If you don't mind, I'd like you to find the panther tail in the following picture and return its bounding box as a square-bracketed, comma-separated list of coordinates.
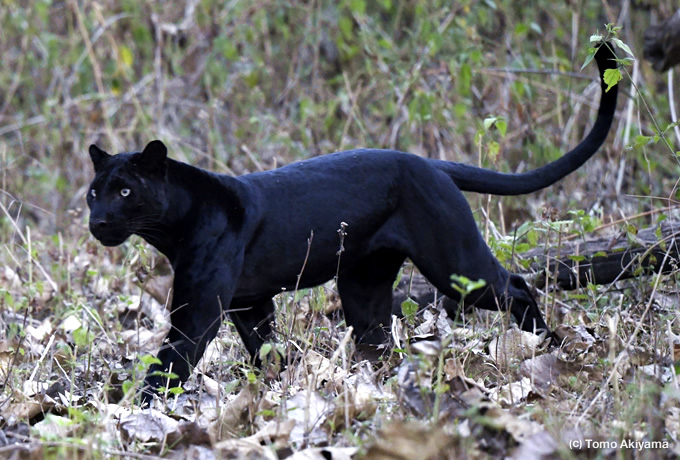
[435, 41, 618, 195]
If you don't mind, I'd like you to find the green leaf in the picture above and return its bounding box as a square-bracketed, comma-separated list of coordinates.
[139, 354, 162, 366]
[603, 68, 622, 92]
[244, 71, 259, 89]
[589, 33, 604, 44]
[580, 48, 596, 70]
[483, 116, 497, 131]
[527, 229, 538, 246]
[451, 274, 487, 296]
[392, 267, 404, 290]
[349, 0, 366, 14]
[215, 36, 238, 60]
[259, 342, 273, 361]
[569, 293, 590, 301]
[3, 291, 14, 308]
[515, 243, 531, 253]
[338, 16, 354, 40]
[401, 297, 419, 317]
[514, 23, 529, 36]
[496, 119, 507, 137]
[72, 327, 94, 347]
[611, 38, 634, 57]
[568, 255, 586, 262]
[456, 62, 471, 97]
[487, 140, 500, 161]
[167, 386, 185, 396]
[630, 134, 653, 149]
[605, 23, 622, 35]
[378, 38, 392, 50]
[663, 121, 680, 133]
[119, 45, 133, 69]
[150, 370, 179, 380]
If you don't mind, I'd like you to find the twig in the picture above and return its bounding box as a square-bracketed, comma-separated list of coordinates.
[339, 71, 366, 149]
[668, 68, 680, 148]
[69, 0, 116, 146]
[0, 115, 46, 137]
[616, 58, 638, 194]
[561, 205, 678, 241]
[481, 67, 594, 80]
[286, 230, 315, 376]
[27, 333, 56, 386]
[240, 145, 265, 172]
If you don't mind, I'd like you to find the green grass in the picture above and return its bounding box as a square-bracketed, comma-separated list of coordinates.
[1, 1, 680, 458]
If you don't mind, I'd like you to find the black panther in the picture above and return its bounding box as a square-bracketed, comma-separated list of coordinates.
[86, 42, 618, 402]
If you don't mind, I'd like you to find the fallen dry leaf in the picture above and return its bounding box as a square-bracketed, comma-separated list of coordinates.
[300, 349, 348, 388]
[214, 420, 295, 458]
[287, 446, 357, 460]
[478, 404, 544, 443]
[3, 390, 57, 421]
[210, 383, 260, 441]
[511, 429, 558, 460]
[407, 334, 443, 357]
[213, 438, 278, 460]
[555, 324, 597, 358]
[519, 353, 564, 392]
[329, 371, 389, 428]
[286, 390, 331, 445]
[362, 421, 454, 460]
[32, 414, 77, 439]
[489, 377, 533, 406]
[488, 327, 545, 368]
[119, 409, 179, 443]
[25, 318, 53, 342]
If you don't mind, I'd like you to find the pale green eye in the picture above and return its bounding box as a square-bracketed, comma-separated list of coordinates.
[121, 188, 131, 197]
[90, 189, 96, 198]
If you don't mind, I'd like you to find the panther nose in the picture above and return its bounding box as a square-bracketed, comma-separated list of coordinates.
[90, 219, 108, 231]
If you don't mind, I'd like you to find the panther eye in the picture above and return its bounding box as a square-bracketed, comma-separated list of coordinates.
[120, 188, 131, 197]
[90, 189, 96, 198]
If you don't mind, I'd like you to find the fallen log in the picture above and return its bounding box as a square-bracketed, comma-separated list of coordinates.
[393, 220, 680, 312]
[524, 219, 680, 289]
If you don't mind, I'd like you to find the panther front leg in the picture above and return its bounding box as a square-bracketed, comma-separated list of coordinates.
[142, 260, 241, 404]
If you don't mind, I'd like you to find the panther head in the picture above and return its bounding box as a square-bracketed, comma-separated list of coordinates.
[86, 140, 169, 247]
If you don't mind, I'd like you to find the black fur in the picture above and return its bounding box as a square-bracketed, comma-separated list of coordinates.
[86, 43, 618, 402]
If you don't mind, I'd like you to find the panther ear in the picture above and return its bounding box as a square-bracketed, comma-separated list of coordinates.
[137, 140, 168, 175]
[89, 144, 111, 172]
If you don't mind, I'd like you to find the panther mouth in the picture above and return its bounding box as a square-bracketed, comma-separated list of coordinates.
[89, 223, 130, 247]
[96, 235, 129, 247]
